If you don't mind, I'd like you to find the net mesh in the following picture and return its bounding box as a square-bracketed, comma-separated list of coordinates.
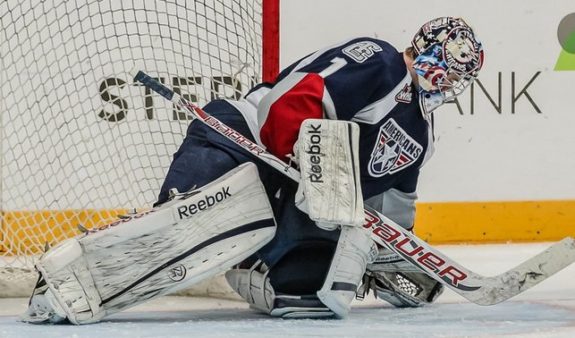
[0, 0, 262, 297]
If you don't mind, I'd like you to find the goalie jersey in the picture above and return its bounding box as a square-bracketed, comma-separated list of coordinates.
[237, 37, 434, 217]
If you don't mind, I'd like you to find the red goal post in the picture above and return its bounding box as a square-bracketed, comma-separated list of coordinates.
[0, 0, 279, 297]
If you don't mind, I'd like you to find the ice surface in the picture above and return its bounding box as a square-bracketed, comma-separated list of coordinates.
[1, 243, 574, 338]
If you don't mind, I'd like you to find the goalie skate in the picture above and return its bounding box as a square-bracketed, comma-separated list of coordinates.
[23, 163, 276, 324]
[225, 260, 335, 318]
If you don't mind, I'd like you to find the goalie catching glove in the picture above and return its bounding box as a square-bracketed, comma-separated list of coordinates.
[357, 246, 444, 307]
[293, 119, 364, 231]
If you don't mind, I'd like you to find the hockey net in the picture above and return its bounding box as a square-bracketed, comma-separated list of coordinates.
[0, 0, 277, 297]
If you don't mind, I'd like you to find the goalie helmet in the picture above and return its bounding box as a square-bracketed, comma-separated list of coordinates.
[411, 17, 484, 115]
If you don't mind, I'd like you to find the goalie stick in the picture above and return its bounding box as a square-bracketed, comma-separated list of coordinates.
[133, 70, 575, 306]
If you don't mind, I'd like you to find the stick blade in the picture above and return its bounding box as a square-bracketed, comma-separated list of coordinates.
[467, 237, 575, 305]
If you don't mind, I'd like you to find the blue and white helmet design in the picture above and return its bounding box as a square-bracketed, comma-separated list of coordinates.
[411, 17, 484, 115]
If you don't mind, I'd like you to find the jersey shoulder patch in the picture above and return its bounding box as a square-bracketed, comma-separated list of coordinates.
[368, 118, 423, 177]
[395, 83, 413, 104]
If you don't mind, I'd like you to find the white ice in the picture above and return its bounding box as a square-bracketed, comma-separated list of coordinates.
[1, 242, 574, 338]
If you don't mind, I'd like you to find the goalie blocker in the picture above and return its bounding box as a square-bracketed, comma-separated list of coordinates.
[294, 119, 364, 230]
[22, 163, 276, 325]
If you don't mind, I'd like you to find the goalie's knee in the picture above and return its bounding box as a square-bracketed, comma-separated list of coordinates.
[268, 242, 336, 295]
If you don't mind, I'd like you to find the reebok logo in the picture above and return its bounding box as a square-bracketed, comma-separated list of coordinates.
[177, 187, 231, 219]
[304, 123, 324, 183]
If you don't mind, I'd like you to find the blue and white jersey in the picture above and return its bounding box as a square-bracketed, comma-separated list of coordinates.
[238, 37, 435, 221]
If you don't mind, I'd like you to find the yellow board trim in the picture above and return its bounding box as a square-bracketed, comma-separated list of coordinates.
[2, 200, 575, 255]
[415, 200, 575, 244]
[1, 209, 128, 255]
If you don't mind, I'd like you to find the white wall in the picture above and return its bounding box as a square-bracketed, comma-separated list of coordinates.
[280, 0, 575, 202]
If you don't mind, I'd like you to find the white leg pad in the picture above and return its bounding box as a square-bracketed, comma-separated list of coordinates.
[32, 162, 276, 324]
[317, 226, 378, 318]
[35, 239, 105, 324]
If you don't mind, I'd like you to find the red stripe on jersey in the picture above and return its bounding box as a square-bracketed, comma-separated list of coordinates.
[397, 154, 409, 165]
[260, 73, 325, 161]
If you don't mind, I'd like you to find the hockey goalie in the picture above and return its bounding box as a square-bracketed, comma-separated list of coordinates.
[23, 17, 484, 324]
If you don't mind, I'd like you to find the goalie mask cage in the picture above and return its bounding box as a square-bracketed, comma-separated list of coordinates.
[0, 0, 279, 297]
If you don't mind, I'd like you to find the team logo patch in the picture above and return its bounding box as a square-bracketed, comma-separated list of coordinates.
[395, 83, 413, 103]
[368, 119, 423, 177]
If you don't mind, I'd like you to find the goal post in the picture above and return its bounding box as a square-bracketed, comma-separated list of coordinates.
[0, 0, 279, 297]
